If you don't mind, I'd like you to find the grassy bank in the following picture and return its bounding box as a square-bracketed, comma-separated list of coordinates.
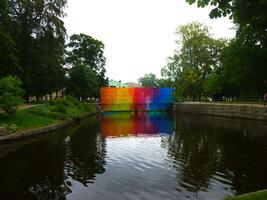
[225, 190, 267, 200]
[0, 97, 97, 133]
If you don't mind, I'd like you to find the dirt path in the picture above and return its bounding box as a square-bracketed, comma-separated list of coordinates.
[0, 104, 40, 113]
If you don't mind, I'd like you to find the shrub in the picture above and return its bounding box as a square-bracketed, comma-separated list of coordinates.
[0, 123, 18, 133]
[29, 105, 68, 120]
[28, 96, 96, 120]
[0, 76, 24, 114]
[51, 103, 68, 114]
[82, 103, 97, 113]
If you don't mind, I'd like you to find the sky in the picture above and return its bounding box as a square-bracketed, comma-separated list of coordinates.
[63, 0, 235, 83]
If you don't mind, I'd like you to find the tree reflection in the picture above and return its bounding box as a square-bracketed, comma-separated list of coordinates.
[167, 115, 223, 193]
[166, 114, 267, 195]
[65, 118, 106, 186]
[0, 116, 107, 199]
[0, 134, 70, 200]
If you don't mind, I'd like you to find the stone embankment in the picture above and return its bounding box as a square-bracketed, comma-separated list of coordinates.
[174, 102, 267, 121]
[0, 112, 97, 143]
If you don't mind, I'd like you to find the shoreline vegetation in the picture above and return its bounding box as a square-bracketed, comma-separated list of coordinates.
[0, 96, 97, 136]
[225, 189, 267, 200]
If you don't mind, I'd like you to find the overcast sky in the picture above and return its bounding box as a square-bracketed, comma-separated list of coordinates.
[63, 0, 235, 83]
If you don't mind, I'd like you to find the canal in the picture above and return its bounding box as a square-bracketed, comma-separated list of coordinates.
[0, 112, 267, 200]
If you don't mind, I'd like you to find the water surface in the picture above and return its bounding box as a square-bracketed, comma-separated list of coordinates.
[0, 112, 267, 200]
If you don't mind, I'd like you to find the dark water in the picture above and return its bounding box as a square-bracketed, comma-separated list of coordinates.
[0, 112, 267, 200]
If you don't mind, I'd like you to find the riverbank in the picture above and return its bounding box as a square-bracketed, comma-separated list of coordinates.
[225, 189, 267, 200]
[174, 102, 267, 121]
[0, 97, 98, 142]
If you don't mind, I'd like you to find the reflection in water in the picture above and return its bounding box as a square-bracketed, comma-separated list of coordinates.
[166, 114, 267, 199]
[0, 117, 106, 200]
[0, 113, 267, 200]
[65, 119, 106, 186]
[101, 111, 174, 137]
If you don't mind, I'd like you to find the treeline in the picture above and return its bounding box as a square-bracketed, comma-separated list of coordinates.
[0, 0, 107, 102]
[159, 0, 267, 100]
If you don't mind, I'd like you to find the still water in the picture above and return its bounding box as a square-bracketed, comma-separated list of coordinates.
[0, 112, 267, 200]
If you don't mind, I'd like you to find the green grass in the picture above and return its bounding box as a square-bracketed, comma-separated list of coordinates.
[0, 96, 97, 133]
[0, 109, 58, 131]
[225, 189, 267, 200]
[203, 101, 264, 105]
[178, 101, 265, 105]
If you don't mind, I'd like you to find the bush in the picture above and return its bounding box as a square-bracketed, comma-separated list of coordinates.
[82, 103, 97, 113]
[28, 96, 96, 120]
[51, 103, 68, 114]
[0, 76, 24, 114]
[29, 105, 68, 120]
[0, 123, 18, 133]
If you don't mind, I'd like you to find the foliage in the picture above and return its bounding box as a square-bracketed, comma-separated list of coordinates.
[67, 64, 99, 99]
[138, 73, 159, 87]
[0, 123, 17, 133]
[0, 109, 57, 132]
[0, 0, 21, 78]
[0, 76, 24, 113]
[161, 22, 226, 100]
[225, 189, 267, 200]
[66, 34, 106, 73]
[29, 97, 97, 120]
[217, 27, 267, 98]
[66, 34, 107, 98]
[0, 0, 67, 99]
[185, 0, 267, 99]
[203, 73, 222, 96]
[0, 97, 97, 133]
[185, 0, 267, 33]
[0, 1, 108, 102]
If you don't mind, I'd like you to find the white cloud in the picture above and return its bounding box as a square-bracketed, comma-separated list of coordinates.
[63, 0, 235, 82]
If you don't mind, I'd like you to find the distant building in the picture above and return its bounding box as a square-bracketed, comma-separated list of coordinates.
[108, 80, 128, 88]
[125, 82, 141, 87]
[29, 89, 65, 101]
[108, 80, 141, 88]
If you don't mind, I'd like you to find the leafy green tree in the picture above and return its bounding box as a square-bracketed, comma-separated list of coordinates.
[186, 0, 267, 99]
[0, 0, 21, 78]
[218, 27, 267, 98]
[67, 64, 98, 100]
[203, 73, 222, 96]
[66, 34, 106, 74]
[66, 34, 107, 98]
[7, 0, 67, 99]
[138, 73, 159, 87]
[162, 22, 226, 100]
[0, 76, 24, 114]
[161, 54, 181, 87]
[185, 0, 267, 34]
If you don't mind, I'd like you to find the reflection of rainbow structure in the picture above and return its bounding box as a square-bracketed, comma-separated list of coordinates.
[101, 112, 174, 137]
[100, 88, 173, 111]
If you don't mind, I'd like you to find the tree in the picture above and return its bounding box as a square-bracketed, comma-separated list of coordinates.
[138, 73, 159, 87]
[161, 54, 181, 88]
[203, 73, 222, 96]
[66, 34, 106, 74]
[0, 0, 21, 78]
[185, 0, 267, 33]
[66, 34, 107, 98]
[7, 0, 67, 99]
[185, 0, 267, 99]
[218, 28, 267, 98]
[67, 64, 98, 100]
[162, 22, 226, 100]
[0, 76, 24, 114]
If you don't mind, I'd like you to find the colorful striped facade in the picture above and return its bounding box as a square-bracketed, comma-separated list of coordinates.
[100, 88, 173, 111]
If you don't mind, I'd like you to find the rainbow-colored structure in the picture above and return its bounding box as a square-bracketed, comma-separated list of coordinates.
[100, 87, 173, 111]
[101, 112, 174, 137]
